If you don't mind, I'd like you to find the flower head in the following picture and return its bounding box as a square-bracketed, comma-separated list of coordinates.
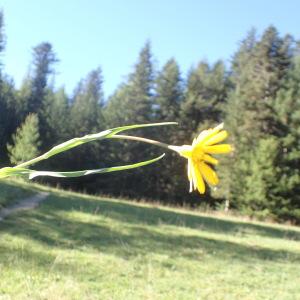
[169, 123, 232, 194]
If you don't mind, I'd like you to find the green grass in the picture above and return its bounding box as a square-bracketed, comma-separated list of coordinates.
[0, 180, 299, 299]
[0, 179, 37, 209]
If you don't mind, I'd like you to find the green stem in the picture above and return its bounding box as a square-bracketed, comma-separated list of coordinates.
[16, 134, 178, 169]
[111, 134, 175, 151]
[15, 154, 47, 168]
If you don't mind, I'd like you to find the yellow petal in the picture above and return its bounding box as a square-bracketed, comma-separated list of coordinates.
[170, 145, 193, 159]
[203, 154, 218, 165]
[203, 130, 228, 146]
[199, 162, 219, 185]
[192, 163, 205, 194]
[196, 123, 224, 145]
[203, 144, 232, 154]
[195, 129, 211, 144]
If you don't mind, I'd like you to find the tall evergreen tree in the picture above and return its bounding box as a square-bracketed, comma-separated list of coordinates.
[155, 58, 182, 124]
[0, 11, 17, 165]
[271, 55, 300, 221]
[180, 60, 228, 202]
[0, 77, 17, 165]
[7, 114, 41, 165]
[218, 26, 295, 214]
[14, 43, 58, 153]
[70, 67, 104, 136]
[153, 58, 185, 199]
[105, 42, 154, 124]
[41, 87, 69, 147]
[0, 10, 5, 67]
[65, 67, 105, 183]
[103, 42, 155, 198]
[28, 42, 57, 114]
[181, 60, 227, 138]
[0, 9, 7, 163]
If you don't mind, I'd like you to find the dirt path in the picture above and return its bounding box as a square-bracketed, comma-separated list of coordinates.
[0, 192, 49, 221]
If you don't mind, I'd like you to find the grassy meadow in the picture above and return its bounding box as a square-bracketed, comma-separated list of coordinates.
[0, 180, 37, 209]
[0, 180, 299, 299]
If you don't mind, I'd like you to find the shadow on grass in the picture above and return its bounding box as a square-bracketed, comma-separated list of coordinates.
[0, 243, 56, 268]
[0, 180, 37, 208]
[0, 192, 299, 265]
[46, 193, 300, 241]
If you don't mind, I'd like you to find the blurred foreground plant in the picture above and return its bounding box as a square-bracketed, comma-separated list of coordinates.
[112, 123, 232, 194]
[0, 122, 232, 195]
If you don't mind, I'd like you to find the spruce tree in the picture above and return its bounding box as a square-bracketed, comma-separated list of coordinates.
[0, 9, 7, 163]
[272, 55, 300, 222]
[105, 41, 154, 126]
[0, 78, 17, 165]
[103, 42, 155, 198]
[242, 137, 280, 219]
[15, 43, 58, 153]
[0, 11, 18, 165]
[218, 26, 295, 215]
[181, 60, 227, 138]
[28, 42, 58, 114]
[155, 58, 182, 124]
[180, 60, 228, 202]
[70, 67, 104, 136]
[65, 67, 105, 186]
[0, 10, 5, 66]
[153, 58, 185, 199]
[7, 114, 41, 165]
[41, 87, 69, 147]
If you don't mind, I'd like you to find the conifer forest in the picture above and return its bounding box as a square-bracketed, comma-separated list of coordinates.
[0, 11, 299, 223]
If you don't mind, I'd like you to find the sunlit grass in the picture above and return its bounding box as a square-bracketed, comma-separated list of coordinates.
[0, 180, 299, 299]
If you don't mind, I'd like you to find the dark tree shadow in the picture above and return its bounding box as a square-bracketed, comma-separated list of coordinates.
[0, 192, 299, 265]
[42, 193, 300, 240]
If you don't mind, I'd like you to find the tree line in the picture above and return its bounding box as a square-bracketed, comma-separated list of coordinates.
[0, 11, 299, 223]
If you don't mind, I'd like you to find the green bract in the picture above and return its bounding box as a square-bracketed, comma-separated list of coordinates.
[0, 122, 176, 180]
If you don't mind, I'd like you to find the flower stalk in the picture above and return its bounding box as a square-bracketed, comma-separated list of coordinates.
[111, 134, 172, 150]
[0, 121, 233, 196]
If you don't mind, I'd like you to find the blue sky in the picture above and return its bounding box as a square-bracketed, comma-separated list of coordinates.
[1, 0, 299, 97]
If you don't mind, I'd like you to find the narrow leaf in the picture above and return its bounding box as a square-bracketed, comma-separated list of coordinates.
[0, 154, 165, 180]
[16, 122, 176, 168]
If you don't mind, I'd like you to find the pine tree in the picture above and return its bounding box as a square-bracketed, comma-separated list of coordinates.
[153, 58, 185, 199]
[242, 137, 280, 219]
[181, 60, 227, 139]
[105, 41, 154, 126]
[218, 26, 295, 215]
[155, 58, 182, 124]
[103, 42, 155, 198]
[15, 78, 32, 122]
[70, 67, 104, 136]
[180, 60, 228, 202]
[41, 87, 69, 147]
[0, 12, 18, 165]
[0, 10, 5, 67]
[272, 55, 300, 222]
[28, 42, 58, 114]
[65, 67, 105, 184]
[0, 9, 7, 164]
[7, 114, 41, 165]
[127, 41, 154, 123]
[0, 78, 17, 165]
[16, 43, 58, 153]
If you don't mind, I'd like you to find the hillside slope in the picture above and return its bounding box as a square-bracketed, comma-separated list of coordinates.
[0, 179, 299, 300]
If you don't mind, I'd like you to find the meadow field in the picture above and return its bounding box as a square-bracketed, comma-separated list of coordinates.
[0, 180, 299, 300]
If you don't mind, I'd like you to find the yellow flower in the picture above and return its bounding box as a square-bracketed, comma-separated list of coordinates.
[169, 123, 232, 194]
